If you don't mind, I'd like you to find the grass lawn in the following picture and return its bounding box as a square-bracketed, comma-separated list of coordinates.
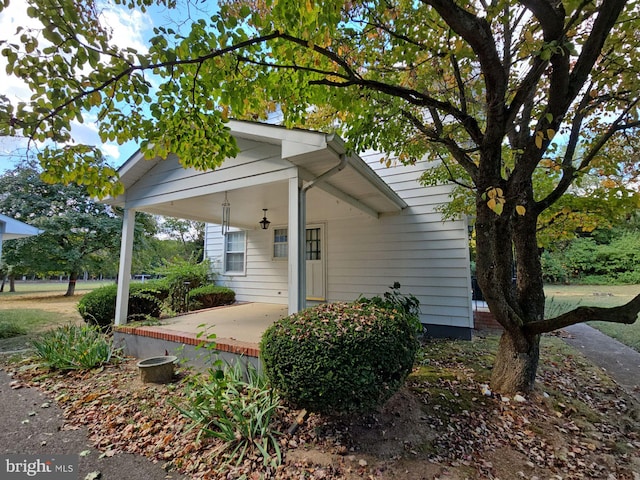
[0, 281, 112, 349]
[544, 284, 640, 352]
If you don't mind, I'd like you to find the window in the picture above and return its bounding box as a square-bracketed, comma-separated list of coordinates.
[273, 228, 288, 259]
[224, 231, 246, 274]
[273, 227, 322, 260]
[306, 228, 321, 260]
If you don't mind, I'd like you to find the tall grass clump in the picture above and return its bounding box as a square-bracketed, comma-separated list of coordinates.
[31, 325, 114, 370]
[0, 321, 27, 339]
[173, 362, 282, 469]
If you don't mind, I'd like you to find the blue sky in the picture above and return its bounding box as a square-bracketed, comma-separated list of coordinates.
[0, 0, 217, 174]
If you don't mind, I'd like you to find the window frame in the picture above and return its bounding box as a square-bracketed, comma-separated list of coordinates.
[223, 230, 247, 275]
[272, 226, 288, 260]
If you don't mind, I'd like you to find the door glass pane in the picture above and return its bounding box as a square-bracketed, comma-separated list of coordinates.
[305, 228, 321, 260]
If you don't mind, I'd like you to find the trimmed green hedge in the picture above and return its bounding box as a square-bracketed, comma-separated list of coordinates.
[78, 280, 168, 330]
[187, 285, 235, 309]
[260, 300, 420, 415]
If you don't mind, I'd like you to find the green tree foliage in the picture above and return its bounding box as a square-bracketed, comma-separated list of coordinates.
[0, 163, 122, 295]
[153, 257, 213, 313]
[1, 0, 640, 393]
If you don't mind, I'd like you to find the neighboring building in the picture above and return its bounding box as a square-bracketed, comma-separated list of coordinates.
[106, 120, 473, 339]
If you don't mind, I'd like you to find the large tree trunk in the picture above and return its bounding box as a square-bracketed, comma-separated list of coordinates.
[490, 330, 541, 393]
[475, 174, 546, 394]
[65, 272, 78, 297]
[9, 275, 15, 293]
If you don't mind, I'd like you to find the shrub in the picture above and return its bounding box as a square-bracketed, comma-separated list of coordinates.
[154, 258, 213, 314]
[31, 325, 113, 370]
[173, 363, 282, 469]
[261, 296, 420, 415]
[78, 281, 167, 330]
[187, 285, 235, 310]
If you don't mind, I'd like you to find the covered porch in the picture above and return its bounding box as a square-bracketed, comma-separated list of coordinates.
[105, 120, 406, 331]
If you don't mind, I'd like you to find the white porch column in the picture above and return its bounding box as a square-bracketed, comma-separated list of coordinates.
[115, 208, 135, 325]
[288, 174, 305, 315]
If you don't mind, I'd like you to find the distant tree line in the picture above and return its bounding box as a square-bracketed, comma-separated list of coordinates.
[541, 221, 640, 285]
[0, 162, 204, 295]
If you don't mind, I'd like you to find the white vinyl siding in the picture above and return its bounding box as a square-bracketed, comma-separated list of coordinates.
[320, 152, 473, 329]
[206, 224, 289, 304]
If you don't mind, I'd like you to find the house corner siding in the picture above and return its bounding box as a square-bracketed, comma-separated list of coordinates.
[325, 152, 474, 334]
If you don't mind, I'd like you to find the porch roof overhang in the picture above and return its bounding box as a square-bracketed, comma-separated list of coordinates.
[0, 214, 43, 240]
[106, 120, 407, 223]
[0, 214, 43, 258]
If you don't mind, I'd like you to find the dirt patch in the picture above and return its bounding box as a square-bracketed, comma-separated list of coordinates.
[0, 292, 85, 321]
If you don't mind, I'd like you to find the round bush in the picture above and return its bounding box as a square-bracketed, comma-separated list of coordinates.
[187, 284, 235, 310]
[78, 281, 168, 330]
[260, 301, 419, 414]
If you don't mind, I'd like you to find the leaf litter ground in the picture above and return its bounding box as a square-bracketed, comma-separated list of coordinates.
[2, 333, 639, 480]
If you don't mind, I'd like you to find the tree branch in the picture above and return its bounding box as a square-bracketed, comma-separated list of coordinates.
[525, 293, 640, 335]
[423, 0, 507, 141]
[568, 0, 628, 101]
[536, 97, 640, 212]
[401, 109, 479, 180]
[450, 53, 468, 114]
[27, 31, 285, 136]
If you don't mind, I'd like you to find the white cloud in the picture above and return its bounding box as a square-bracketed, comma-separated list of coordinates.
[0, 0, 156, 169]
[99, 6, 151, 54]
[101, 143, 121, 160]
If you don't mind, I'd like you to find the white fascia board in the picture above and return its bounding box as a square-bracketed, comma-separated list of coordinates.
[325, 135, 408, 211]
[119, 167, 299, 211]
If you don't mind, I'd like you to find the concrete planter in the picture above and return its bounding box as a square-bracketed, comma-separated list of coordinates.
[137, 355, 177, 383]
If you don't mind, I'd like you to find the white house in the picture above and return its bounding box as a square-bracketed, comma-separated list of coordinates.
[106, 120, 474, 339]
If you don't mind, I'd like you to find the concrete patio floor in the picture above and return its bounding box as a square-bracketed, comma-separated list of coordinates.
[157, 302, 289, 343]
[114, 302, 290, 364]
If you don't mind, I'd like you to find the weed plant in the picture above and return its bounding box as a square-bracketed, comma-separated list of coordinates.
[31, 324, 114, 370]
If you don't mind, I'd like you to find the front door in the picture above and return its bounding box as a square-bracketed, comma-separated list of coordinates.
[305, 225, 325, 301]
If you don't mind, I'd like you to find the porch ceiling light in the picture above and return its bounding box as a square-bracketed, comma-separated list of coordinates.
[259, 209, 271, 230]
